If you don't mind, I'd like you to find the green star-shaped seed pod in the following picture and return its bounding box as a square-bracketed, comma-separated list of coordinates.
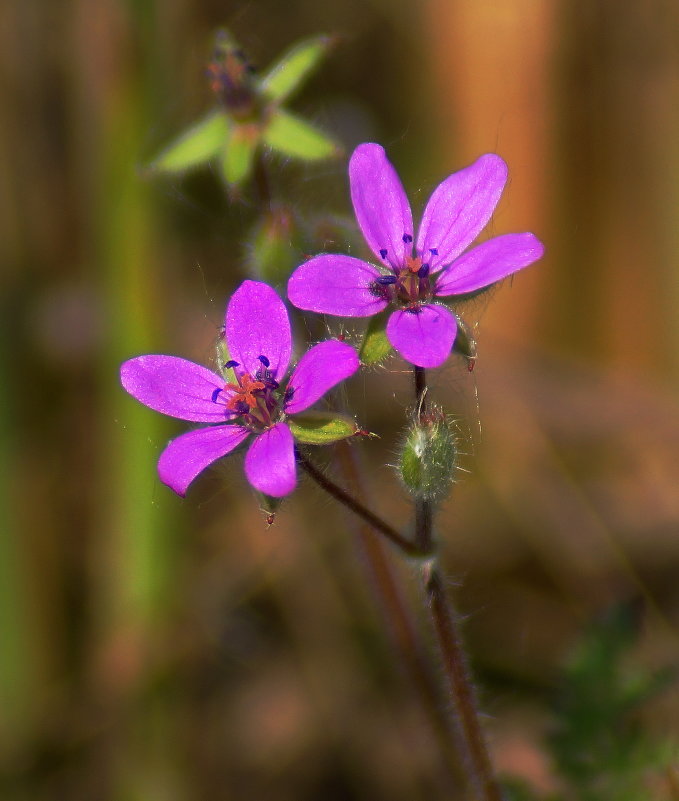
[149, 30, 341, 189]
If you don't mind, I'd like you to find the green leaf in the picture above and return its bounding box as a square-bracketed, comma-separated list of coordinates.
[150, 111, 229, 172]
[288, 412, 358, 445]
[221, 123, 259, 186]
[359, 313, 392, 364]
[263, 110, 339, 161]
[260, 35, 334, 103]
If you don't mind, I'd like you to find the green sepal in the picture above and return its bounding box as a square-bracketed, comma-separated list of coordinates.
[150, 111, 229, 172]
[221, 123, 259, 186]
[288, 412, 359, 444]
[359, 313, 392, 365]
[247, 206, 300, 284]
[215, 339, 237, 384]
[260, 35, 334, 103]
[452, 313, 477, 366]
[252, 491, 283, 524]
[263, 109, 340, 161]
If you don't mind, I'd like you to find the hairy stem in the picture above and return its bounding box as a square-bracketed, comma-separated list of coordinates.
[334, 441, 464, 786]
[296, 448, 427, 558]
[426, 565, 505, 801]
[413, 366, 433, 553]
[413, 365, 504, 801]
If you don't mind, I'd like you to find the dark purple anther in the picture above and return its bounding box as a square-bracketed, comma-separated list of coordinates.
[211, 388, 223, 403]
[379, 249, 388, 259]
[417, 263, 430, 278]
[258, 355, 270, 367]
[225, 360, 240, 369]
[376, 275, 397, 285]
[402, 233, 413, 244]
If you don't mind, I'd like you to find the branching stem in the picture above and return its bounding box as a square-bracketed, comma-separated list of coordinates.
[296, 448, 428, 558]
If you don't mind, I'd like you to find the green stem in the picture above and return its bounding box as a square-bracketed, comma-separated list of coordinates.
[253, 153, 272, 211]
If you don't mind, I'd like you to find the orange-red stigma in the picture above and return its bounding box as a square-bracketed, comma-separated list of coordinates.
[225, 373, 265, 410]
[405, 255, 423, 274]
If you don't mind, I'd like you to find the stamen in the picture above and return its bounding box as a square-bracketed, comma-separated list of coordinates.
[417, 263, 430, 278]
[225, 359, 240, 369]
[376, 275, 397, 285]
[402, 233, 413, 244]
[430, 248, 438, 256]
[258, 355, 270, 367]
[211, 388, 223, 403]
[379, 248, 388, 259]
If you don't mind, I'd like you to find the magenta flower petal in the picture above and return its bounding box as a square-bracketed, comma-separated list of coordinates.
[416, 154, 508, 272]
[436, 232, 545, 296]
[386, 305, 457, 368]
[120, 355, 230, 422]
[244, 422, 296, 497]
[226, 280, 291, 379]
[285, 340, 360, 415]
[287, 254, 388, 317]
[158, 424, 250, 496]
[349, 143, 414, 270]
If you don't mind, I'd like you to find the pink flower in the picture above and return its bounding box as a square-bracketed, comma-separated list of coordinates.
[288, 143, 544, 368]
[120, 280, 359, 497]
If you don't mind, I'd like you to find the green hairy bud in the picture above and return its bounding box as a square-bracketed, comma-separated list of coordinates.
[399, 409, 458, 503]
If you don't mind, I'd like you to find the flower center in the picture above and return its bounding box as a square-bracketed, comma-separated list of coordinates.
[212, 355, 286, 431]
[372, 233, 438, 309]
[207, 32, 258, 118]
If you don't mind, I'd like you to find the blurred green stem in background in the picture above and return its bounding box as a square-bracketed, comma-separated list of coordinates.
[93, 1, 184, 796]
[0, 326, 37, 751]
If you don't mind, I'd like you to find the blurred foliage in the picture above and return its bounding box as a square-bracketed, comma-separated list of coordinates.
[548, 602, 675, 800]
[504, 602, 676, 801]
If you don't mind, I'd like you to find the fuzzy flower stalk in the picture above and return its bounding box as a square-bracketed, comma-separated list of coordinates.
[120, 280, 359, 497]
[288, 143, 544, 367]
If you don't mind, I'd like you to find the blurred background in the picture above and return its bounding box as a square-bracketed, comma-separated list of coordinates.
[2, 0, 679, 799]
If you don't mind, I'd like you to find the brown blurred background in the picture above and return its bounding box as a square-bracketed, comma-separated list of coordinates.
[2, 0, 679, 799]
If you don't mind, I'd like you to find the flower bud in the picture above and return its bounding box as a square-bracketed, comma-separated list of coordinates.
[398, 409, 458, 503]
[452, 313, 477, 369]
[246, 206, 301, 284]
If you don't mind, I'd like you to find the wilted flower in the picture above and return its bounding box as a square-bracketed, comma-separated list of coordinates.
[120, 281, 359, 497]
[288, 143, 544, 368]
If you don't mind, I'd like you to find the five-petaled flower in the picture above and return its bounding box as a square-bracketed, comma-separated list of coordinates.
[120, 281, 359, 497]
[287, 143, 545, 368]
